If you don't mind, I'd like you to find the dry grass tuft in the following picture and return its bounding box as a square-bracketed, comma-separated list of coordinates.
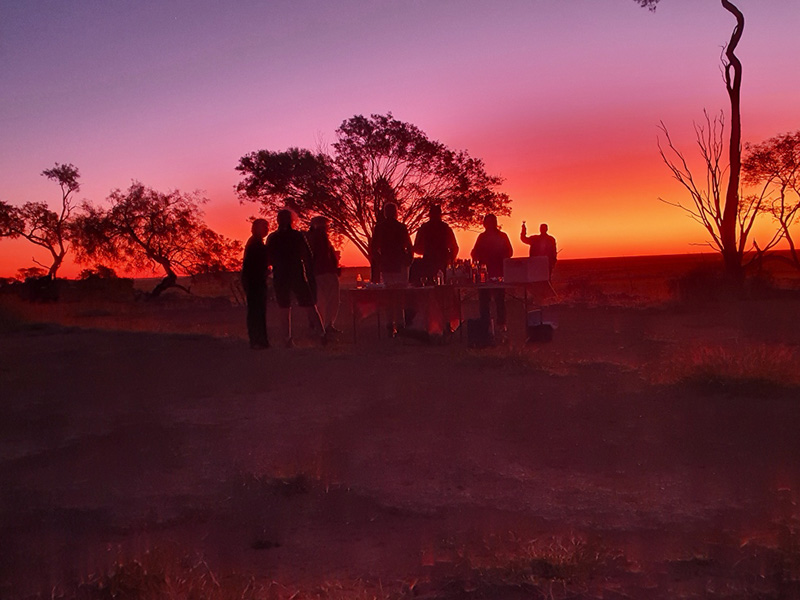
[44, 546, 408, 600]
[417, 534, 631, 599]
[50, 545, 266, 600]
[457, 344, 572, 377]
[651, 342, 800, 390]
[50, 544, 401, 600]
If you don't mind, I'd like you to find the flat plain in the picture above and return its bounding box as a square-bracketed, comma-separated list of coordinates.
[2, 254, 800, 599]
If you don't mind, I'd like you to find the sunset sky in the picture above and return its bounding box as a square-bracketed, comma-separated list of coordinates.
[1, 0, 798, 277]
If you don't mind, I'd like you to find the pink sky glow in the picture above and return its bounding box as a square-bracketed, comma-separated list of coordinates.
[1, 0, 798, 277]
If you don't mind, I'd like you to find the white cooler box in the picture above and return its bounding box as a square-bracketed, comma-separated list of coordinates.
[503, 256, 549, 283]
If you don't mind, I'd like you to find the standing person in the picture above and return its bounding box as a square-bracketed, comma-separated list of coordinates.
[471, 214, 513, 331]
[413, 204, 458, 283]
[266, 209, 325, 347]
[371, 202, 413, 285]
[370, 202, 413, 335]
[521, 222, 557, 278]
[307, 216, 341, 335]
[241, 218, 270, 349]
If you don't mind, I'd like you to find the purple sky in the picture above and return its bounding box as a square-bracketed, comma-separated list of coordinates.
[1, 0, 798, 276]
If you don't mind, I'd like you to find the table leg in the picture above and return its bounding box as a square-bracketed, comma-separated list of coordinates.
[352, 298, 358, 344]
[457, 287, 463, 342]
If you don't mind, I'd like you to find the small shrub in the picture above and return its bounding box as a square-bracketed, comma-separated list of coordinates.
[18, 275, 60, 302]
[421, 534, 629, 600]
[78, 264, 118, 280]
[55, 545, 273, 600]
[670, 265, 739, 303]
[70, 275, 135, 301]
[16, 266, 48, 282]
[561, 276, 608, 305]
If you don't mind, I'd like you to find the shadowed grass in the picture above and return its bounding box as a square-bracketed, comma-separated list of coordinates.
[413, 534, 632, 600]
[651, 342, 800, 392]
[48, 544, 401, 600]
[0, 304, 26, 332]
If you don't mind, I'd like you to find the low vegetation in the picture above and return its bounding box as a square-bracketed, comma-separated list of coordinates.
[653, 342, 800, 391]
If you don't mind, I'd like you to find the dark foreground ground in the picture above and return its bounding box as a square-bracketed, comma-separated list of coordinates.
[2, 257, 800, 599]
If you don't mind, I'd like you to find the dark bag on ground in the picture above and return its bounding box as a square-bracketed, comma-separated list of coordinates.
[467, 318, 494, 349]
[526, 309, 553, 343]
[526, 324, 554, 343]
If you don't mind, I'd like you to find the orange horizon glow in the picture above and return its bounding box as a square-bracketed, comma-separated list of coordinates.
[0, 141, 791, 279]
[0, 153, 791, 279]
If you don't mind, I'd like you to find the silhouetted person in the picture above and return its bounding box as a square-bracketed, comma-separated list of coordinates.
[307, 216, 341, 335]
[471, 214, 513, 331]
[242, 218, 270, 349]
[521, 222, 557, 277]
[413, 204, 458, 283]
[371, 202, 413, 285]
[370, 203, 413, 334]
[267, 209, 324, 347]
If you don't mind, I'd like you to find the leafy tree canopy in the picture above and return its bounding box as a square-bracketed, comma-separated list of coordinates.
[743, 131, 800, 267]
[236, 113, 511, 262]
[73, 182, 242, 295]
[0, 163, 82, 278]
[744, 131, 800, 190]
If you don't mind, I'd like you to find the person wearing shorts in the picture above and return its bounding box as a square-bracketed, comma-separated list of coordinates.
[267, 209, 324, 346]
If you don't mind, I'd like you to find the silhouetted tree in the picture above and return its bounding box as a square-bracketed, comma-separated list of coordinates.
[743, 131, 800, 268]
[15, 267, 48, 282]
[0, 163, 81, 279]
[638, 0, 746, 280]
[78, 264, 119, 280]
[0, 201, 19, 237]
[658, 111, 763, 268]
[236, 113, 510, 265]
[73, 183, 242, 296]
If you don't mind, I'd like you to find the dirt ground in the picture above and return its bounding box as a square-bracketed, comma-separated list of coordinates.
[2, 258, 800, 599]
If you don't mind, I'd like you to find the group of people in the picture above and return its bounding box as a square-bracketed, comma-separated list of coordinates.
[242, 203, 557, 348]
[371, 203, 460, 287]
[471, 217, 557, 333]
[242, 209, 341, 349]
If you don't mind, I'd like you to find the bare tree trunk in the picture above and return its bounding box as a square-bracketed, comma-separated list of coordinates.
[47, 258, 61, 280]
[151, 272, 177, 297]
[720, 0, 744, 281]
[47, 249, 65, 280]
[150, 264, 189, 297]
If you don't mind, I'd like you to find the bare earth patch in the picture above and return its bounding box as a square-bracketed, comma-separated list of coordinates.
[2, 276, 800, 598]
